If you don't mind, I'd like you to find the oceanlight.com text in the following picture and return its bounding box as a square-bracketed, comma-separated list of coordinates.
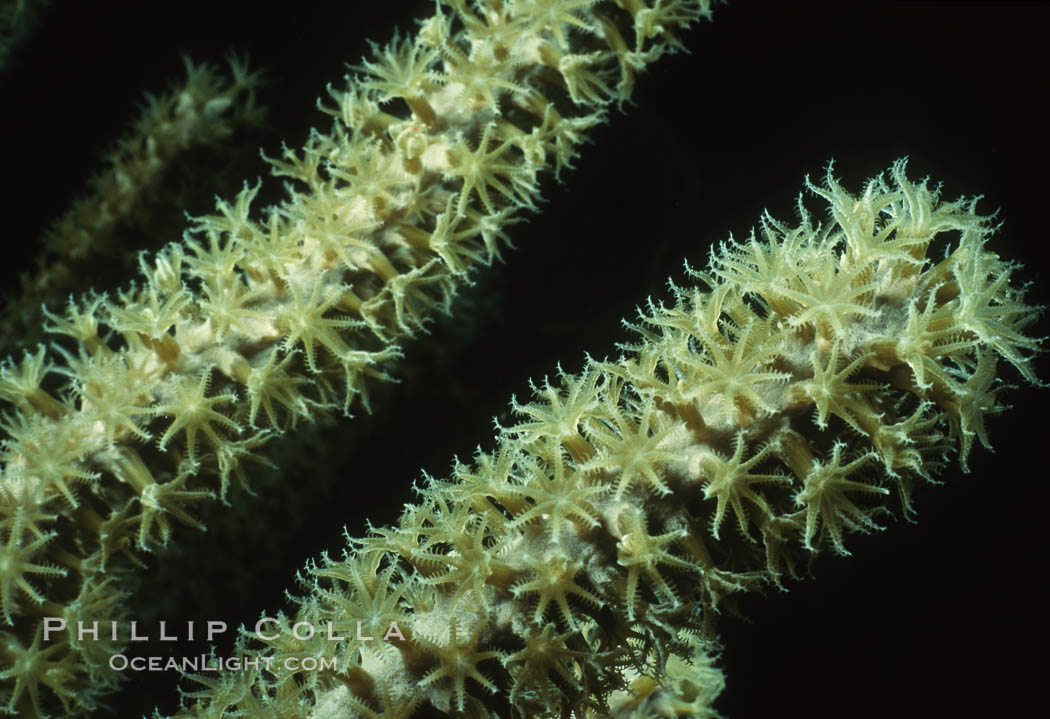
[108, 654, 339, 673]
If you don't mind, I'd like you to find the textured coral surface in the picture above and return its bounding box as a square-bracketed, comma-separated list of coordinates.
[0, 1, 716, 715]
[1, 1, 1047, 718]
[169, 162, 1042, 718]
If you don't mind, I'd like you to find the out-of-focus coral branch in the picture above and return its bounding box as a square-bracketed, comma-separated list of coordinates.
[0, 54, 266, 358]
[0, 0, 48, 70]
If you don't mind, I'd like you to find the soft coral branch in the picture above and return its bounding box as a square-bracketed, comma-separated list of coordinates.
[168, 160, 1043, 718]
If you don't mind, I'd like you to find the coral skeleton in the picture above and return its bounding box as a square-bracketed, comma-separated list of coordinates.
[165, 161, 1043, 718]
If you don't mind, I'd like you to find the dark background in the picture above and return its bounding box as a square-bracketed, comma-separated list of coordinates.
[1, 1, 1048, 717]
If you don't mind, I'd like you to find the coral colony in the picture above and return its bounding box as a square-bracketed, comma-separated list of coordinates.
[170, 161, 1041, 718]
[0, 1, 1043, 718]
[2, 0, 717, 715]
